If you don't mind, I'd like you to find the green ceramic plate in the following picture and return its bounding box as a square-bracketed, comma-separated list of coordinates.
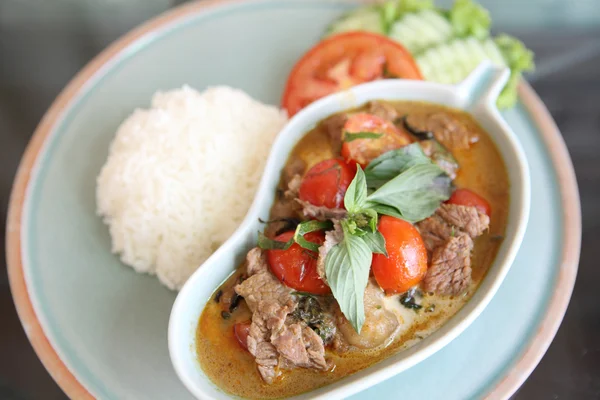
[7, 1, 580, 399]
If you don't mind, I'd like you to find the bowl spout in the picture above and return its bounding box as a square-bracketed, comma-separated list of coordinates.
[456, 61, 510, 110]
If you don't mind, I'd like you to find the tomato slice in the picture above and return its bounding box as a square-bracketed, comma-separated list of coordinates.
[341, 113, 412, 167]
[267, 231, 330, 295]
[298, 159, 356, 209]
[282, 32, 423, 116]
[233, 322, 251, 351]
[447, 188, 492, 217]
[371, 216, 428, 294]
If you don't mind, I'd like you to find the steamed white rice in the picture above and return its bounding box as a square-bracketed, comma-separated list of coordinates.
[96, 86, 288, 290]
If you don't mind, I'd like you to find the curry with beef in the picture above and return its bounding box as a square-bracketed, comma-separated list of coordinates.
[196, 100, 509, 399]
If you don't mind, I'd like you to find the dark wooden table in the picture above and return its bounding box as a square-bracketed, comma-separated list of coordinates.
[1, 4, 599, 399]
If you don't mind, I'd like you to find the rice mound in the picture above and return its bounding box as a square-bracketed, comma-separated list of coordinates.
[96, 86, 288, 290]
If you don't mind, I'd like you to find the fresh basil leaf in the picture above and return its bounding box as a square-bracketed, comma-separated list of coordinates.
[344, 166, 368, 213]
[363, 208, 378, 232]
[366, 163, 452, 223]
[294, 220, 333, 252]
[364, 143, 431, 189]
[344, 131, 384, 142]
[344, 218, 358, 235]
[365, 203, 404, 220]
[259, 221, 332, 252]
[257, 232, 293, 250]
[352, 227, 367, 237]
[348, 212, 372, 231]
[362, 230, 387, 256]
[325, 233, 371, 333]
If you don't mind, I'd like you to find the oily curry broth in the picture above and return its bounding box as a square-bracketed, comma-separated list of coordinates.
[196, 101, 509, 399]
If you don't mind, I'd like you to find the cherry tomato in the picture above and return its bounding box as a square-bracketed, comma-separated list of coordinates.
[372, 216, 428, 294]
[298, 159, 356, 209]
[267, 231, 330, 294]
[341, 113, 412, 167]
[282, 32, 423, 116]
[447, 188, 492, 217]
[233, 322, 251, 351]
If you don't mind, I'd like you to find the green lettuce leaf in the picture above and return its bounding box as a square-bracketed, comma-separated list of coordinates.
[449, 0, 491, 39]
[382, 0, 434, 30]
[495, 34, 536, 108]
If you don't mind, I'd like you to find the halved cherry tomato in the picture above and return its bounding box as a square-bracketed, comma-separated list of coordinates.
[233, 322, 251, 351]
[298, 159, 356, 209]
[447, 188, 492, 217]
[282, 32, 423, 116]
[267, 231, 330, 294]
[341, 113, 412, 167]
[371, 216, 428, 294]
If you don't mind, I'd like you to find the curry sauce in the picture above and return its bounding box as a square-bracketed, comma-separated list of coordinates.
[196, 101, 509, 399]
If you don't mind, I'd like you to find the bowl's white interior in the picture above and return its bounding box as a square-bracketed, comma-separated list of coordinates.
[169, 63, 531, 400]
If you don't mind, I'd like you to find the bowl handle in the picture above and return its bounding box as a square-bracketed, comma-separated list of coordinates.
[455, 61, 510, 110]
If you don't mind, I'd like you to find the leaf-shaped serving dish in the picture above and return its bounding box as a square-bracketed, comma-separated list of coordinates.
[169, 62, 531, 399]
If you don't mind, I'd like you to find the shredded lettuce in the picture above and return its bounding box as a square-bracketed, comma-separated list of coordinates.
[325, 5, 385, 36]
[495, 34, 535, 72]
[448, 0, 491, 39]
[382, 0, 434, 30]
[495, 34, 536, 108]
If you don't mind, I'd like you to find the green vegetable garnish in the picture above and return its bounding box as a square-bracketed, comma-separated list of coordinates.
[382, 0, 434, 31]
[324, 0, 535, 108]
[399, 287, 423, 311]
[257, 231, 293, 250]
[366, 163, 452, 222]
[325, 154, 451, 333]
[325, 223, 372, 333]
[293, 220, 333, 252]
[364, 143, 431, 189]
[448, 0, 491, 39]
[344, 165, 369, 213]
[361, 230, 388, 255]
[494, 34, 535, 109]
[257, 220, 332, 251]
[344, 131, 385, 142]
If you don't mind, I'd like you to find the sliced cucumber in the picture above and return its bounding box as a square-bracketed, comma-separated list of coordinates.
[325, 6, 385, 37]
[389, 9, 453, 54]
[416, 37, 506, 84]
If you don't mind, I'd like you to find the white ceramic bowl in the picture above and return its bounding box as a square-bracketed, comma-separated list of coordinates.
[168, 62, 531, 400]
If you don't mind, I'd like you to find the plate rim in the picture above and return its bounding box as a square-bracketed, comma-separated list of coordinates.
[5, 0, 581, 399]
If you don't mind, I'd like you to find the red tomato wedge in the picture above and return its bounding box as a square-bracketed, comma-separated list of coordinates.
[298, 159, 356, 209]
[266, 231, 330, 295]
[372, 216, 428, 294]
[233, 322, 251, 351]
[447, 188, 492, 217]
[341, 113, 413, 167]
[282, 32, 423, 116]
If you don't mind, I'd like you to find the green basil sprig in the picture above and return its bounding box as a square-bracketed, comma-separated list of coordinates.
[325, 153, 451, 333]
[258, 220, 333, 251]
